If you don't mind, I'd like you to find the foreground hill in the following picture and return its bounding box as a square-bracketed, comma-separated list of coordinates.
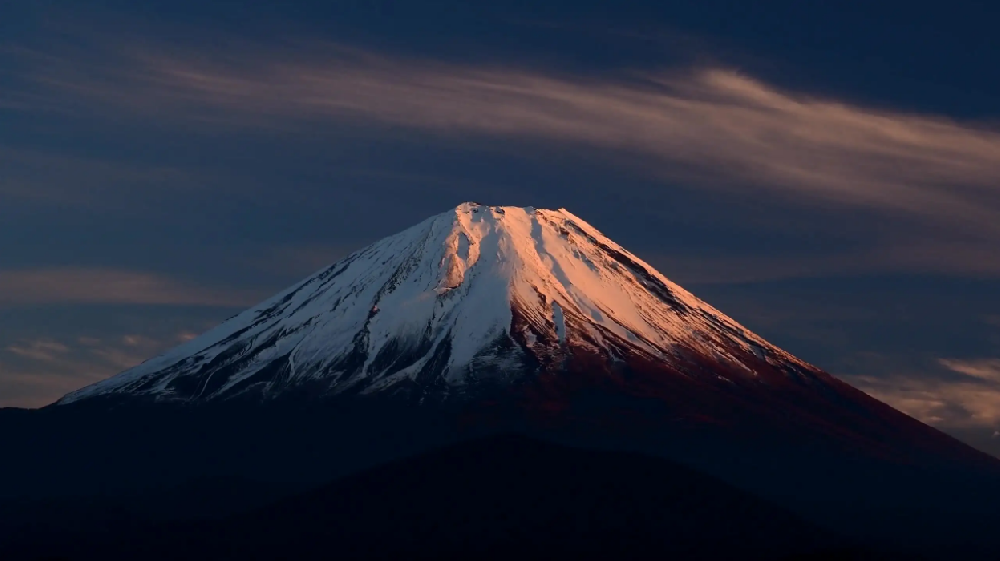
[3, 435, 885, 561]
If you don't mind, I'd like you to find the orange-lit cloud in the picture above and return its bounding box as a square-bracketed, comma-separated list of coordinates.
[0, 268, 263, 308]
[939, 359, 1000, 383]
[26, 45, 1000, 237]
[843, 359, 1000, 429]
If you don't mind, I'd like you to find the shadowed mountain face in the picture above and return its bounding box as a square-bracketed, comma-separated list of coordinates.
[4, 204, 1000, 558]
[1, 435, 863, 561]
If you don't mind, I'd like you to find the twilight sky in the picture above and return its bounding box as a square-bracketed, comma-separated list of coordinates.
[2, 1, 1000, 455]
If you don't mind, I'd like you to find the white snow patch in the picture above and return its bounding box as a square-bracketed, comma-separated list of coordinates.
[552, 301, 566, 344]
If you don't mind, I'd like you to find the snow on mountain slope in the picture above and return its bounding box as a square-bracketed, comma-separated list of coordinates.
[58, 203, 823, 405]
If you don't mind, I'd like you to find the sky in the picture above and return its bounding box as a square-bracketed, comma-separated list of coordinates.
[2, 1, 1000, 455]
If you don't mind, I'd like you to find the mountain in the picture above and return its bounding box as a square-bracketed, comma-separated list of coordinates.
[5, 203, 1000, 558]
[58, 202, 816, 406]
[0, 435, 862, 561]
[42, 204, 978, 454]
[53, 203, 995, 468]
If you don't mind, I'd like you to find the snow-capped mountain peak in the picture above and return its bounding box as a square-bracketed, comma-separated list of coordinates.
[59, 203, 813, 405]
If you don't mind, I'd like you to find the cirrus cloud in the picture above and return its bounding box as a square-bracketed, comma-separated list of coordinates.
[19, 42, 1000, 239]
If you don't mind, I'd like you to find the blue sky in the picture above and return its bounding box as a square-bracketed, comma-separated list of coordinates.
[2, 0, 1000, 455]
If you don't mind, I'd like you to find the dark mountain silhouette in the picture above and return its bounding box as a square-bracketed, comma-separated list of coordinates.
[2, 435, 916, 561]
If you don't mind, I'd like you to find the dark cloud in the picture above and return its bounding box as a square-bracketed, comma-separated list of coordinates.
[0, 147, 197, 207]
[0, 268, 264, 308]
[644, 242, 1000, 285]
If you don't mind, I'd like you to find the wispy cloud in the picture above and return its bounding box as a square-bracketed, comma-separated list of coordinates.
[0, 331, 200, 407]
[939, 359, 1000, 383]
[6, 339, 70, 361]
[19, 43, 1000, 238]
[844, 359, 1000, 429]
[0, 268, 264, 308]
